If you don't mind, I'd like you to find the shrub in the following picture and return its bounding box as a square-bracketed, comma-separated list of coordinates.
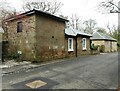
[7, 51, 24, 62]
[99, 45, 105, 52]
[7, 52, 18, 59]
[117, 42, 120, 47]
[91, 44, 98, 50]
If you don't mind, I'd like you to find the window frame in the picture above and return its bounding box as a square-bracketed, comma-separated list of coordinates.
[68, 38, 74, 51]
[82, 38, 87, 50]
[17, 21, 22, 33]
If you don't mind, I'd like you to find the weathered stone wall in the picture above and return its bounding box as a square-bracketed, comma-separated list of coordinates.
[65, 35, 77, 58]
[92, 40, 117, 52]
[111, 41, 117, 52]
[104, 41, 117, 52]
[92, 40, 105, 46]
[65, 35, 91, 58]
[104, 41, 111, 52]
[35, 14, 66, 61]
[6, 13, 92, 62]
[6, 15, 36, 61]
[77, 36, 91, 55]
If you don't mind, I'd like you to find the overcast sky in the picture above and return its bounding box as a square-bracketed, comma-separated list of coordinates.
[3, 0, 119, 29]
[59, 0, 118, 29]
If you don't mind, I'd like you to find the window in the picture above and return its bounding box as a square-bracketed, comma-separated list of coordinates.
[68, 38, 74, 51]
[17, 21, 22, 32]
[82, 38, 87, 50]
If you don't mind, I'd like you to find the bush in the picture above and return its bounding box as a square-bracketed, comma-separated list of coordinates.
[117, 42, 120, 47]
[7, 51, 24, 62]
[7, 52, 18, 59]
[91, 44, 98, 50]
[99, 45, 105, 52]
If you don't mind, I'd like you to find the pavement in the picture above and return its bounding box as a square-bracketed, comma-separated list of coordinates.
[2, 52, 118, 89]
[1, 60, 31, 74]
[1, 58, 69, 75]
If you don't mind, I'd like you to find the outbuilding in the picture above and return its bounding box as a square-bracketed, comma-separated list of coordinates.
[91, 32, 117, 52]
[65, 27, 92, 57]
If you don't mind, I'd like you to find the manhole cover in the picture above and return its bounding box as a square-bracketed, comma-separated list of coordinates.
[11, 77, 59, 89]
[26, 80, 47, 89]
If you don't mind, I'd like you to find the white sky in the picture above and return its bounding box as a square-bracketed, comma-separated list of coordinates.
[59, 0, 119, 29]
[2, 0, 119, 29]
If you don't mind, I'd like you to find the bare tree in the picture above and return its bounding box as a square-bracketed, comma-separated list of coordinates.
[106, 22, 114, 35]
[69, 14, 80, 30]
[22, 0, 63, 15]
[96, 27, 107, 34]
[0, 0, 18, 29]
[0, 0, 17, 20]
[83, 19, 97, 34]
[0, 0, 18, 42]
[98, 0, 120, 13]
[106, 22, 118, 35]
[107, 24, 119, 42]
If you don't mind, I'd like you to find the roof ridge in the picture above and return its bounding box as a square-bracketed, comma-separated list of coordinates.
[99, 32, 116, 40]
[92, 32, 117, 41]
[5, 9, 69, 22]
[96, 32, 105, 39]
[72, 28, 78, 35]
[65, 27, 91, 36]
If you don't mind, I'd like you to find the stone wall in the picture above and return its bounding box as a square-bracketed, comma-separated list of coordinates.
[102, 40, 117, 52]
[77, 36, 91, 55]
[6, 15, 36, 61]
[92, 40, 117, 52]
[65, 35, 77, 58]
[92, 40, 105, 46]
[111, 41, 117, 52]
[65, 35, 91, 58]
[6, 13, 92, 62]
[35, 14, 66, 61]
[104, 41, 111, 52]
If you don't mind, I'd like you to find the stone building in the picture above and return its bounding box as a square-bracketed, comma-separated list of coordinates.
[91, 32, 117, 52]
[5, 9, 92, 62]
[5, 9, 68, 61]
[65, 27, 92, 57]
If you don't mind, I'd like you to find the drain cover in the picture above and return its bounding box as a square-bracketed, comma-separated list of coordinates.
[26, 80, 47, 89]
[11, 77, 59, 89]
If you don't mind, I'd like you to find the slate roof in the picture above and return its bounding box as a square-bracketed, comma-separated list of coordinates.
[65, 27, 77, 36]
[65, 27, 92, 37]
[90, 32, 117, 41]
[6, 9, 69, 22]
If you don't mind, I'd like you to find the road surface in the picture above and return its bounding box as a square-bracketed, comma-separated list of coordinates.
[2, 52, 118, 89]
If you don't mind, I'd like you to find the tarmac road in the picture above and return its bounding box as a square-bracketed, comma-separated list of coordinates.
[2, 52, 118, 89]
